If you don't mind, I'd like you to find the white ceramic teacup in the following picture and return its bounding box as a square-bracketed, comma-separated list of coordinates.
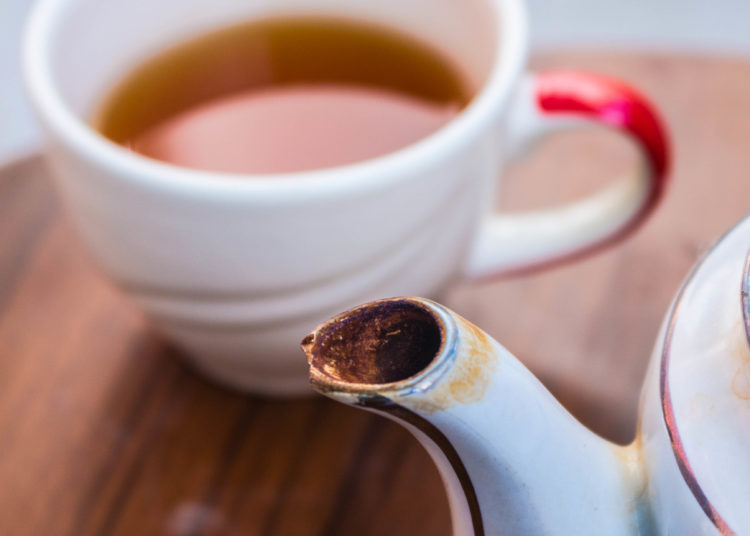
[23, 0, 669, 395]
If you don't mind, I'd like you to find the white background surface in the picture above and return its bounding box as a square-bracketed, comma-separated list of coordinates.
[3, 0, 750, 165]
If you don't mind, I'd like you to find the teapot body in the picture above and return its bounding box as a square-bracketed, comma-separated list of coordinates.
[639, 215, 750, 536]
[304, 215, 750, 536]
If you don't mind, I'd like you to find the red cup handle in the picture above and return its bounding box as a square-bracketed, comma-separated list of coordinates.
[464, 71, 671, 278]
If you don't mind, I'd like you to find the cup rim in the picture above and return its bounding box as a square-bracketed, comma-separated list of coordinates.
[22, 0, 527, 202]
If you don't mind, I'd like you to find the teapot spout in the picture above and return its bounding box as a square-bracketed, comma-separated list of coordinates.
[302, 297, 650, 536]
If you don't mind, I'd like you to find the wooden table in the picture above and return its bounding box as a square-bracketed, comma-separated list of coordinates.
[3, 52, 750, 535]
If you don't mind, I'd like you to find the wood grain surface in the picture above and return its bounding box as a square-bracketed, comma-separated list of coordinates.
[3, 52, 750, 536]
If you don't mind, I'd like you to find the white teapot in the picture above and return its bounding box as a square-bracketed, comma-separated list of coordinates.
[302, 216, 750, 535]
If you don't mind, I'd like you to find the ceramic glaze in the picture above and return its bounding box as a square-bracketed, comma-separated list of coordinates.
[304, 215, 750, 535]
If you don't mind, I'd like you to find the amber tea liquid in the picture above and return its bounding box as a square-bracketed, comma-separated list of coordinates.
[94, 17, 472, 174]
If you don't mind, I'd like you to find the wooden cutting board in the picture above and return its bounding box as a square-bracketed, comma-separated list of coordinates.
[3, 52, 750, 535]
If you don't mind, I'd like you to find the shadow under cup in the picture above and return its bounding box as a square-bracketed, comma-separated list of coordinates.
[23, 0, 522, 394]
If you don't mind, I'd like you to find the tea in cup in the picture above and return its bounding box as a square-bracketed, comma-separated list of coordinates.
[94, 17, 472, 175]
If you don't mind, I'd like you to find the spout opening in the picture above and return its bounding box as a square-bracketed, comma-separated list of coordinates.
[304, 299, 445, 388]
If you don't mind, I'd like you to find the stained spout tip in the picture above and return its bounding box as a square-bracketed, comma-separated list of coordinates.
[300, 332, 316, 358]
[301, 298, 445, 391]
